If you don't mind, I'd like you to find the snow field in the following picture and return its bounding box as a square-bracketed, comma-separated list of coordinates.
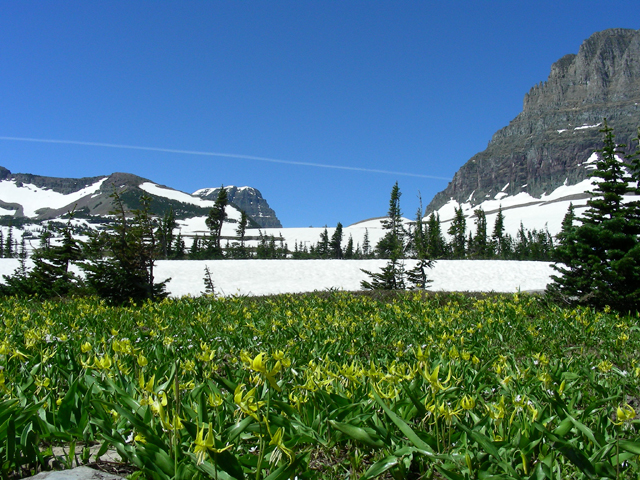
[0, 258, 555, 298]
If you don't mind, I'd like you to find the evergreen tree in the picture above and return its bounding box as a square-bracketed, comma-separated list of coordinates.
[0, 230, 4, 258]
[549, 121, 640, 312]
[406, 198, 434, 290]
[362, 228, 371, 258]
[4, 225, 13, 258]
[448, 206, 466, 259]
[344, 235, 354, 259]
[173, 232, 186, 259]
[491, 206, 506, 258]
[362, 182, 408, 290]
[375, 182, 404, 259]
[205, 186, 228, 258]
[470, 207, 488, 258]
[426, 213, 446, 259]
[81, 192, 169, 304]
[316, 227, 330, 258]
[157, 208, 177, 259]
[2, 216, 83, 298]
[329, 222, 344, 259]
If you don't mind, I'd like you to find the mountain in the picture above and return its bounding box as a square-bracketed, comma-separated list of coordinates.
[426, 28, 640, 236]
[0, 167, 281, 228]
[193, 186, 282, 228]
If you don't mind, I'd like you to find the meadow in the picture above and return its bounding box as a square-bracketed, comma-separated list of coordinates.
[1, 291, 639, 479]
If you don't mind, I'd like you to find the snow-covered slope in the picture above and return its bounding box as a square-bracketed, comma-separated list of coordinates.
[0, 178, 106, 217]
[0, 258, 555, 297]
[431, 153, 639, 238]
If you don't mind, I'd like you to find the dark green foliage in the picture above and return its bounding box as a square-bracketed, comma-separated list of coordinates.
[425, 212, 446, 259]
[81, 192, 169, 304]
[448, 206, 466, 259]
[549, 121, 640, 313]
[330, 222, 343, 259]
[205, 186, 228, 258]
[491, 206, 508, 258]
[469, 207, 489, 258]
[203, 265, 215, 295]
[255, 231, 288, 259]
[157, 208, 177, 259]
[1, 217, 84, 298]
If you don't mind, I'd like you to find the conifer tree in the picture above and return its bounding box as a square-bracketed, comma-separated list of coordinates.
[549, 120, 639, 312]
[344, 235, 354, 259]
[317, 227, 330, 258]
[205, 186, 228, 258]
[4, 225, 13, 258]
[362, 182, 408, 290]
[362, 228, 371, 258]
[426, 212, 446, 259]
[330, 222, 344, 259]
[448, 206, 466, 259]
[406, 198, 434, 290]
[470, 207, 488, 258]
[491, 206, 506, 258]
[81, 192, 169, 304]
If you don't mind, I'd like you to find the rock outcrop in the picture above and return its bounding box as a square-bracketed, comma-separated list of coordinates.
[427, 28, 640, 213]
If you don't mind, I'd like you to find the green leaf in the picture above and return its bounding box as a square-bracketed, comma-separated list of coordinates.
[553, 440, 597, 479]
[330, 420, 385, 448]
[360, 454, 400, 479]
[372, 389, 434, 454]
[619, 440, 640, 455]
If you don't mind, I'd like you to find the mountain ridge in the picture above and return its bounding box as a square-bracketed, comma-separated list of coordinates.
[0, 167, 281, 228]
[427, 28, 640, 214]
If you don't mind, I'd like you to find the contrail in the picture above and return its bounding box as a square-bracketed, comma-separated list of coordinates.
[0, 136, 450, 180]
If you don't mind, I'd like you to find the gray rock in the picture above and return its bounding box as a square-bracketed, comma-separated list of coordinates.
[427, 28, 640, 213]
[22, 466, 123, 480]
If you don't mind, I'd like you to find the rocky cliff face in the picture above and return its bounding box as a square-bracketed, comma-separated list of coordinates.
[193, 186, 282, 228]
[427, 28, 640, 213]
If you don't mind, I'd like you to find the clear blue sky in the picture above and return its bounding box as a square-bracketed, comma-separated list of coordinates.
[1, 1, 638, 227]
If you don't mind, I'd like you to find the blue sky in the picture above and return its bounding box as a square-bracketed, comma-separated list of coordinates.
[1, 1, 638, 227]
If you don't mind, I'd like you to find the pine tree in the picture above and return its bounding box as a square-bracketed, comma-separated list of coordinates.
[470, 207, 488, 258]
[406, 198, 434, 290]
[4, 225, 13, 258]
[317, 227, 330, 258]
[426, 213, 446, 259]
[362, 228, 371, 258]
[549, 120, 640, 312]
[157, 208, 177, 259]
[362, 182, 408, 290]
[2, 216, 83, 298]
[344, 235, 354, 259]
[330, 222, 344, 259]
[448, 206, 466, 259]
[81, 192, 169, 304]
[491, 206, 506, 258]
[205, 186, 228, 258]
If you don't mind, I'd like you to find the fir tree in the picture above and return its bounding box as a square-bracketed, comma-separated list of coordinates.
[205, 186, 228, 258]
[344, 235, 354, 259]
[548, 121, 640, 312]
[426, 213, 446, 259]
[81, 192, 169, 304]
[448, 206, 466, 259]
[491, 206, 506, 258]
[470, 207, 488, 258]
[4, 225, 13, 258]
[330, 222, 344, 259]
[316, 227, 330, 258]
[157, 208, 177, 259]
[362, 182, 408, 290]
[406, 198, 434, 290]
[362, 228, 371, 258]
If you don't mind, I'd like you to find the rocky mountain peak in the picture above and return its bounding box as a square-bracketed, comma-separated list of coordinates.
[427, 28, 640, 214]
